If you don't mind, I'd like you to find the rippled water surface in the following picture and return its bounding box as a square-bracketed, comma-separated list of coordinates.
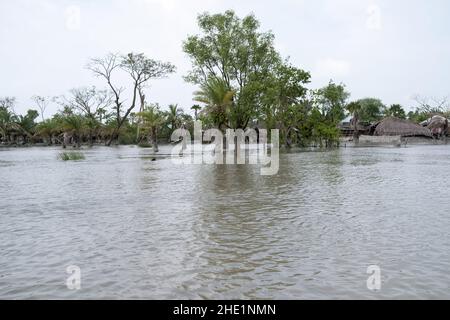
[0, 145, 449, 299]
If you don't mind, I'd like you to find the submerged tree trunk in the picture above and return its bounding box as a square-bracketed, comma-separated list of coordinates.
[75, 133, 81, 149]
[106, 132, 116, 146]
[286, 127, 298, 148]
[152, 128, 159, 152]
[88, 129, 94, 147]
[282, 127, 291, 148]
[136, 90, 145, 142]
[62, 132, 71, 149]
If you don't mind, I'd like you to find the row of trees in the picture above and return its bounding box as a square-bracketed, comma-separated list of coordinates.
[1, 10, 449, 149]
[1, 52, 186, 148]
[183, 11, 449, 147]
[0, 95, 194, 148]
[3, 88, 442, 148]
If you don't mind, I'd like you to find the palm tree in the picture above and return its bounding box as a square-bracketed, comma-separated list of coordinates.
[138, 105, 165, 152]
[167, 104, 183, 131]
[83, 116, 101, 147]
[13, 109, 39, 144]
[193, 77, 234, 131]
[36, 119, 60, 145]
[0, 106, 17, 144]
[346, 101, 362, 143]
[60, 114, 86, 148]
[191, 105, 202, 121]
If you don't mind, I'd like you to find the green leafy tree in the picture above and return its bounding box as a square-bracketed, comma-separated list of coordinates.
[357, 98, 386, 123]
[305, 108, 340, 148]
[138, 104, 166, 152]
[184, 10, 281, 130]
[310, 81, 350, 147]
[260, 61, 311, 146]
[385, 104, 406, 119]
[314, 81, 350, 124]
[0, 98, 18, 144]
[407, 110, 429, 123]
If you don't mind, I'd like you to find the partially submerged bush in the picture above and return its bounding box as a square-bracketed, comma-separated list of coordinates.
[59, 152, 85, 161]
[138, 142, 152, 148]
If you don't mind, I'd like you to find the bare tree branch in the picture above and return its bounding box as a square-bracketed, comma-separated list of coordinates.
[86, 52, 176, 146]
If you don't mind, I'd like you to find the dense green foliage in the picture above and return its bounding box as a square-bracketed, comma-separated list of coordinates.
[355, 98, 386, 123]
[183, 11, 353, 147]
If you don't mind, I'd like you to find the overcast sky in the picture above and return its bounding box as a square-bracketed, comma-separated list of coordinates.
[1, 0, 449, 117]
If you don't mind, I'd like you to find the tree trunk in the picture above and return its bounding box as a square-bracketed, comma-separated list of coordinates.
[75, 133, 81, 149]
[353, 116, 360, 145]
[88, 129, 93, 147]
[152, 128, 159, 153]
[136, 91, 146, 142]
[63, 132, 71, 149]
[106, 131, 116, 146]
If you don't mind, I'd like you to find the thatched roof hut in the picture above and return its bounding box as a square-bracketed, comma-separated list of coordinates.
[339, 121, 372, 136]
[374, 117, 432, 137]
[427, 115, 449, 136]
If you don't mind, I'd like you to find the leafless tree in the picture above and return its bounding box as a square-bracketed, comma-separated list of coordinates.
[31, 95, 50, 122]
[87, 52, 175, 146]
[65, 86, 112, 121]
[413, 95, 450, 115]
[56, 86, 113, 145]
[0, 97, 16, 113]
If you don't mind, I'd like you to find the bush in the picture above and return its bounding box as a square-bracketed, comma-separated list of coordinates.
[59, 152, 85, 161]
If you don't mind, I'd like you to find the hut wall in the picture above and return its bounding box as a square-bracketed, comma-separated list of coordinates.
[358, 135, 402, 147]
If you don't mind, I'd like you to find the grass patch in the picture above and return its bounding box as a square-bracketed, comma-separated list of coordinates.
[59, 152, 85, 161]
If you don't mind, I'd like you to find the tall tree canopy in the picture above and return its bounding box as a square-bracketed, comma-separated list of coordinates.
[356, 98, 386, 123]
[183, 10, 285, 130]
[313, 81, 350, 124]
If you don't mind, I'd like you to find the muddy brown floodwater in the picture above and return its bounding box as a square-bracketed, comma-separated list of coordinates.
[0, 145, 449, 299]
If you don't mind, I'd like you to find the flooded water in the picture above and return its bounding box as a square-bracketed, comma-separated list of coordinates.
[0, 145, 449, 299]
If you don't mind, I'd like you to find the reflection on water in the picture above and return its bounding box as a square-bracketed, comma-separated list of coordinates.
[0, 145, 449, 299]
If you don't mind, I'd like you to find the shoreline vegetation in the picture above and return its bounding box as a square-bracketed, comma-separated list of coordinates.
[1, 11, 449, 153]
[1, 135, 448, 151]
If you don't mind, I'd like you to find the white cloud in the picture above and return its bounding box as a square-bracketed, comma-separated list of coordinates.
[315, 58, 351, 78]
[366, 4, 382, 30]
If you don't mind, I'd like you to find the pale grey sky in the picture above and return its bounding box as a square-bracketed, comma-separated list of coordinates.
[1, 0, 449, 117]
